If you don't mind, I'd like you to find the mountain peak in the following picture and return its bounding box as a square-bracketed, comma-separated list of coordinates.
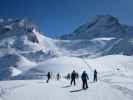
[0, 18, 39, 37]
[61, 15, 132, 39]
[94, 15, 118, 20]
[0, 18, 45, 54]
[74, 15, 121, 33]
[91, 15, 119, 26]
[0, 18, 37, 30]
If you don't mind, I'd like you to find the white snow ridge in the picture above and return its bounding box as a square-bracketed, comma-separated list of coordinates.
[0, 16, 133, 100]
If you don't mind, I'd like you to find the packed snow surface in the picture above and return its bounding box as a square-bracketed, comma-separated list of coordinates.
[25, 55, 133, 76]
[0, 77, 133, 100]
[0, 54, 133, 100]
[34, 56, 91, 74]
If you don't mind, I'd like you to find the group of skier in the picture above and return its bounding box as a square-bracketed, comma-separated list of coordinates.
[70, 69, 97, 89]
[46, 69, 98, 90]
[46, 72, 61, 83]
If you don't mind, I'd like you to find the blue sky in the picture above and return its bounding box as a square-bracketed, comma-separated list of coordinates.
[0, 0, 133, 36]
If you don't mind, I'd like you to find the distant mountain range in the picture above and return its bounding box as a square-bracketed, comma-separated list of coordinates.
[57, 15, 133, 57]
[0, 15, 133, 80]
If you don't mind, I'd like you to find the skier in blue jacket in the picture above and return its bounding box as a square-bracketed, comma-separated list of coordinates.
[81, 71, 89, 89]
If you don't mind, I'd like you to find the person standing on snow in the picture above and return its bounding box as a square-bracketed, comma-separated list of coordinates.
[70, 70, 77, 86]
[81, 71, 89, 89]
[93, 69, 97, 82]
[46, 72, 51, 83]
[56, 73, 61, 80]
[66, 73, 71, 80]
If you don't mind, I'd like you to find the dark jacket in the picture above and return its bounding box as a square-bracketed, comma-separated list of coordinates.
[71, 71, 76, 79]
[81, 72, 89, 81]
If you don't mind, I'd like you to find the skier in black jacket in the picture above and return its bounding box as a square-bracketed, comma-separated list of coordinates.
[71, 70, 76, 85]
[93, 69, 98, 82]
[46, 72, 51, 83]
[56, 73, 61, 80]
[81, 71, 89, 89]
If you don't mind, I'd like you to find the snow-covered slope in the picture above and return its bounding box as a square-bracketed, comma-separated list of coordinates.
[87, 55, 133, 76]
[14, 55, 133, 80]
[1, 55, 131, 100]
[59, 15, 133, 57]
[0, 78, 133, 100]
[56, 37, 133, 57]
[0, 19, 60, 80]
[0, 18, 59, 55]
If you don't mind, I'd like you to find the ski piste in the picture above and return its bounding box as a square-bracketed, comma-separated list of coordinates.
[0, 15, 133, 100]
[0, 78, 132, 100]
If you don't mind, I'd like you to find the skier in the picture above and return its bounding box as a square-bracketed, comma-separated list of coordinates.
[56, 73, 61, 80]
[70, 70, 77, 86]
[46, 72, 51, 83]
[93, 69, 97, 82]
[66, 73, 71, 80]
[81, 71, 89, 89]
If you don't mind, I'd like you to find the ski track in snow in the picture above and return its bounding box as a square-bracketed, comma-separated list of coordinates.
[101, 75, 133, 100]
[0, 55, 133, 100]
[0, 82, 28, 99]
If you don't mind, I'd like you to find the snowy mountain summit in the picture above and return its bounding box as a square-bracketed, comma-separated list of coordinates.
[61, 15, 133, 39]
[0, 18, 59, 80]
[58, 15, 133, 57]
[0, 19, 42, 51]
